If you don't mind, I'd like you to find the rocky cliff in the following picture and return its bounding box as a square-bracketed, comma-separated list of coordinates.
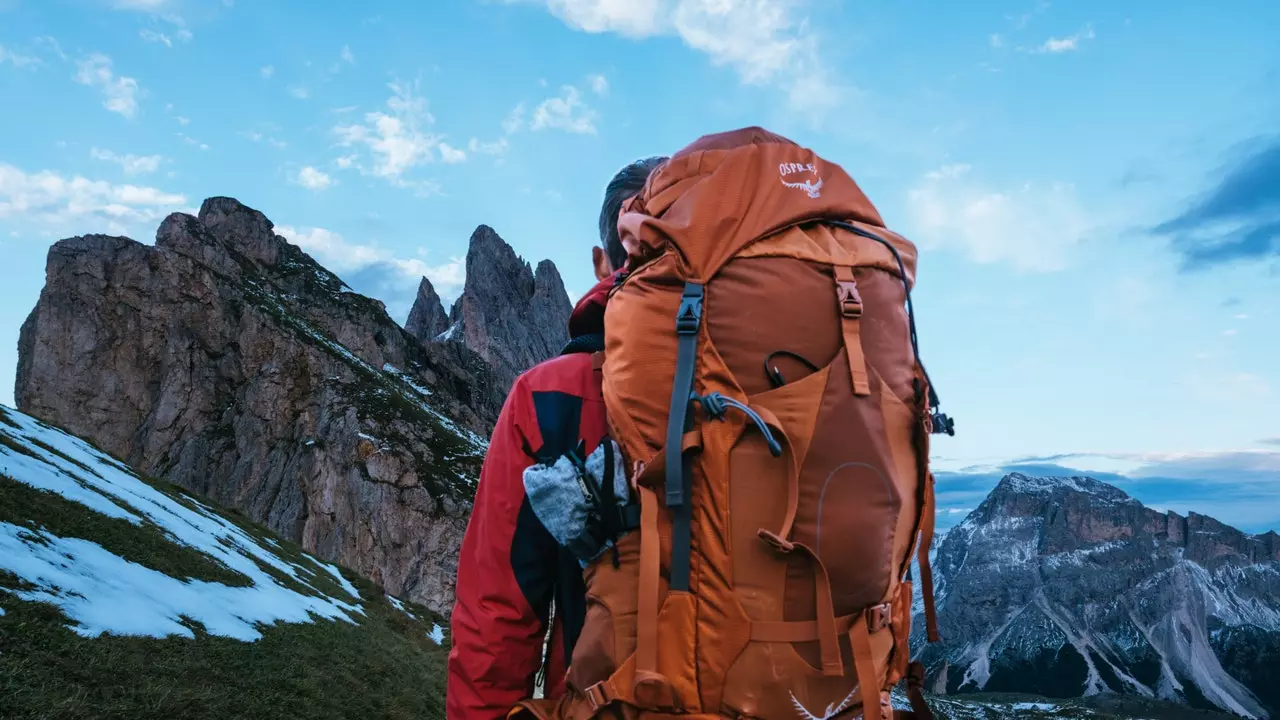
[14, 197, 509, 614]
[408, 225, 572, 391]
[915, 472, 1280, 719]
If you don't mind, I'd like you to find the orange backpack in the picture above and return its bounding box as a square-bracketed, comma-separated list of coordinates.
[516, 127, 952, 720]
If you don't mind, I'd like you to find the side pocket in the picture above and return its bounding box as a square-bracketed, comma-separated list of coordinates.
[568, 530, 642, 692]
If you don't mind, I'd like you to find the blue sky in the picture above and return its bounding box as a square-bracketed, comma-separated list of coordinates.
[1, 0, 1278, 531]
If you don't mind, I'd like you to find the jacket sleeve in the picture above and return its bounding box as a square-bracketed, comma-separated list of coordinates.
[447, 377, 560, 719]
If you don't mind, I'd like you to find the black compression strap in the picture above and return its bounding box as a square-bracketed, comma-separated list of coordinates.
[666, 281, 703, 592]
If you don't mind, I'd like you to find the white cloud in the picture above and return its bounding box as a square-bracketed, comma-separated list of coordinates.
[531, 85, 598, 134]
[275, 225, 467, 311]
[0, 163, 186, 234]
[588, 73, 609, 95]
[0, 44, 41, 69]
[989, 33, 1003, 48]
[74, 54, 141, 119]
[89, 148, 164, 176]
[288, 85, 310, 99]
[240, 130, 286, 149]
[139, 28, 189, 47]
[295, 166, 334, 191]
[525, 0, 836, 104]
[177, 133, 208, 150]
[468, 137, 509, 156]
[260, 64, 275, 79]
[438, 143, 466, 164]
[333, 81, 452, 184]
[176, 116, 190, 126]
[340, 45, 355, 64]
[502, 103, 526, 135]
[1035, 24, 1095, 53]
[906, 163, 1092, 273]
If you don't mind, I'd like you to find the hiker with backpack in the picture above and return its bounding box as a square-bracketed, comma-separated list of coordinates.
[452, 127, 954, 720]
[446, 156, 668, 719]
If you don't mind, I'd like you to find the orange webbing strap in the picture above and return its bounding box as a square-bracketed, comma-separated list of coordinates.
[790, 543, 842, 677]
[635, 485, 663, 678]
[890, 581, 913, 684]
[918, 473, 940, 642]
[833, 266, 871, 397]
[749, 404, 801, 550]
[750, 611, 857, 642]
[849, 617, 884, 720]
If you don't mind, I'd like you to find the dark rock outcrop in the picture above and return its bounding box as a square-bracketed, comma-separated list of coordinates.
[15, 197, 506, 614]
[916, 472, 1280, 719]
[405, 277, 451, 344]
[410, 225, 571, 391]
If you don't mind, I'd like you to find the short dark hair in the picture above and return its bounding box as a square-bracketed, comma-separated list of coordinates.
[599, 156, 667, 269]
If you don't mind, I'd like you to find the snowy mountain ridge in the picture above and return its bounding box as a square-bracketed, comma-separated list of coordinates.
[916, 472, 1280, 719]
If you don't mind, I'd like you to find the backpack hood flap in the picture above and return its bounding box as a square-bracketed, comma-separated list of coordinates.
[617, 126, 888, 278]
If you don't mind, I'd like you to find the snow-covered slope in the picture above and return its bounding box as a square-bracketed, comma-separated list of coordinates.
[0, 403, 451, 720]
[915, 473, 1280, 719]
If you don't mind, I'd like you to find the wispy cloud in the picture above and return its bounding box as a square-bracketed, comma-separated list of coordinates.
[0, 162, 186, 235]
[74, 54, 141, 118]
[1034, 24, 1095, 54]
[907, 163, 1093, 272]
[89, 148, 164, 176]
[294, 166, 334, 191]
[989, 34, 1004, 49]
[139, 27, 192, 47]
[587, 72, 609, 95]
[240, 130, 287, 149]
[275, 225, 465, 320]
[287, 85, 309, 99]
[530, 85, 598, 134]
[177, 132, 208, 150]
[332, 80, 460, 187]
[521, 0, 839, 108]
[0, 43, 41, 69]
[260, 64, 275, 79]
[1152, 136, 1280, 270]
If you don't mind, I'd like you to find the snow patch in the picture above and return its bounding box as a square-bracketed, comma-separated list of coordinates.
[427, 622, 445, 644]
[0, 405, 364, 641]
[386, 594, 415, 619]
[1011, 703, 1059, 711]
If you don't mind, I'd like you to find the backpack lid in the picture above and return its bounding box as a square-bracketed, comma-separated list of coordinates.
[616, 126, 904, 280]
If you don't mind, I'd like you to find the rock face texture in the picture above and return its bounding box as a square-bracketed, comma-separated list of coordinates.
[15, 197, 507, 614]
[408, 225, 571, 392]
[404, 277, 451, 344]
[916, 473, 1280, 719]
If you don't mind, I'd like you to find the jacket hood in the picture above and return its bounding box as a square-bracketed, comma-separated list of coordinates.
[567, 270, 619, 339]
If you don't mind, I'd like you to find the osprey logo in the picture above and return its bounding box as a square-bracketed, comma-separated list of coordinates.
[789, 687, 858, 720]
[779, 161, 823, 199]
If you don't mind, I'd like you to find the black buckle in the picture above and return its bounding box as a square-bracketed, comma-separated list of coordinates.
[676, 283, 704, 335]
[931, 411, 956, 436]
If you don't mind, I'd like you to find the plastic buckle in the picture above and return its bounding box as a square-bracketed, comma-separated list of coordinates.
[584, 682, 613, 712]
[757, 528, 795, 554]
[676, 284, 704, 334]
[867, 602, 893, 633]
[836, 279, 863, 318]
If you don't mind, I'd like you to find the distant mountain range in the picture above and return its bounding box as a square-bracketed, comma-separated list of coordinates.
[915, 472, 1280, 719]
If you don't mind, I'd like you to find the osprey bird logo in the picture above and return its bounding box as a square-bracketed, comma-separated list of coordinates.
[789, 686, 858, 720]
[781, 176, 824, 199]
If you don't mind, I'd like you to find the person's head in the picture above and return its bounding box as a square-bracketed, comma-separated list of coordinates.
[593, 156, 667, 280]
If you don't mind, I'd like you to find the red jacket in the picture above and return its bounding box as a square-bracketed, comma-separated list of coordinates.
[446, 272, 616, 719]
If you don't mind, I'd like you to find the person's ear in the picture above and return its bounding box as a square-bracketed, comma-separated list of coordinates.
[592, 245, 613, 281]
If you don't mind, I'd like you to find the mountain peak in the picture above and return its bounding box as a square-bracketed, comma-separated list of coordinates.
[412, 225, 571, 391]
[405, 277, 451, 343]
[995, 472, 1134, 503]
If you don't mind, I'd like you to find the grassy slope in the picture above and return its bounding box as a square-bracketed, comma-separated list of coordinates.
[0, 407, 451, 720]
